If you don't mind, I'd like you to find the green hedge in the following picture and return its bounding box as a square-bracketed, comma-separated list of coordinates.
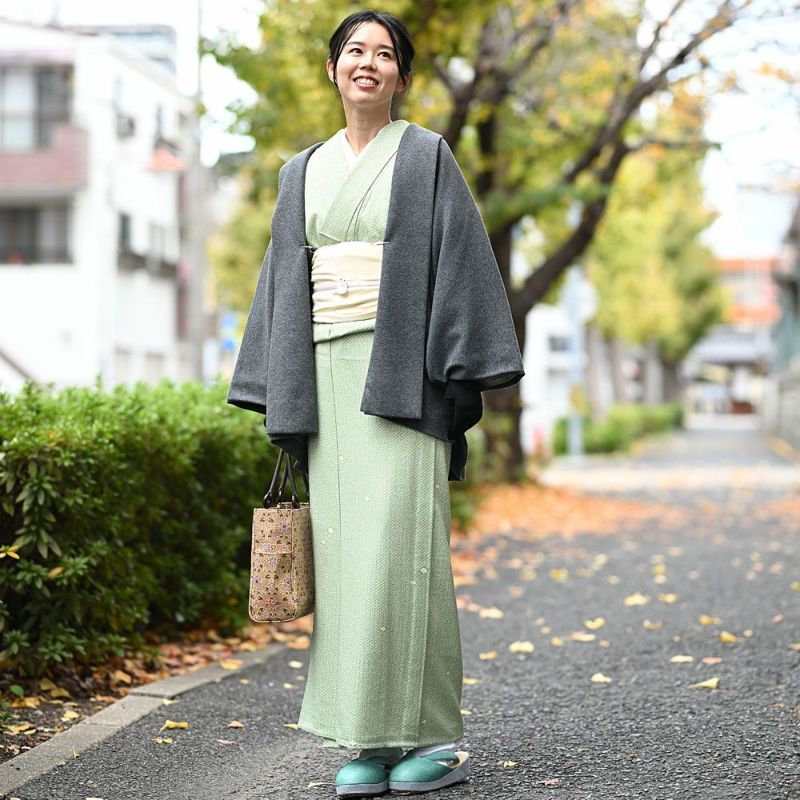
[552, 402, 683, 455]
[0, 380, 279, 677]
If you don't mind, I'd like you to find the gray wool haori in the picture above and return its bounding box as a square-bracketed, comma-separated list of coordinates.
[226, 123, 525, 481]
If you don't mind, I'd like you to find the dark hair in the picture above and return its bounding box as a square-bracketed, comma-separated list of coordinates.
[328, 10, 414, 90]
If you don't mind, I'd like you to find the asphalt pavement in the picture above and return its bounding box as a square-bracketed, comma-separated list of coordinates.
[3, 422, 799, 800]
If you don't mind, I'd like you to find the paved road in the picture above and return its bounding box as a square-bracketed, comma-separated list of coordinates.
[9, 426, 800, 800]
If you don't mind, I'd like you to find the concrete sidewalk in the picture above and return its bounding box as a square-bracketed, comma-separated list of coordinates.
[3, 427, 799, 799]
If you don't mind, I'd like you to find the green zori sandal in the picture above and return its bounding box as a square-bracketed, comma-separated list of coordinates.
[335, 754, 394, 797]
[388, 750, 471, 793]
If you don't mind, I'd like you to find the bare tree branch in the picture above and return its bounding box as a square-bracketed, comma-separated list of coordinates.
[638, 0, 690, 73]
[563, 0, 738, 187]
[513, 137, 631, 313]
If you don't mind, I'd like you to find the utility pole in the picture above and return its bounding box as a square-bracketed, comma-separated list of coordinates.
[186, 0, 207, 381]
[561, 264, 597, 458]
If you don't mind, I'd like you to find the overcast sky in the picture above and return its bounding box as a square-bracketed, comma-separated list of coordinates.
[3, 0, 799, 259]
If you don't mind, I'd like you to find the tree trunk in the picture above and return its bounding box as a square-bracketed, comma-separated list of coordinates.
[482, 382, 526, 482]
[609, 335, 628, 404]
[662, 359, 683, 403]
[478, 223, 526, 480]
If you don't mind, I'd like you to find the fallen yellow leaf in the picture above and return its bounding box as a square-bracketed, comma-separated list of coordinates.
[550, 636, 565, 646]
[228, 720, 245, 728]
[643, 619, 662, 630]
[284, 723, 299, 729]
[112, 670, 132, 685]
[699, 614, 720, 625]
[283, 683, 295, 689]
[159, 720, 188, 731]
[500, 760, 518, 767]
[591, 673, 612, 683]
[479, 606, 504, 619]
[152, 737, 174, 745]
[702, 657, 723, 664]
[670, 655, 694, 663]
[719, 631, 738, 643]
[288, 660, 303, 669]
[570, 632, 596, 642]
[479, 651, 497, 660]
[460, 709, 472, 716]
[508, 640, 535, 653]
[462, 677, 481, 685]
[11, 696, 40, 708]
[584, 617, 605, 630]
[7, 722, 34, 734]
[549, 568, 568, 582]
[61, 710, 80, 721]
[791, 581, 800, 591]
[688, 677, 719, 689]
[657, 593, 678, 603]
[220, 659, 243, 670]
[624, 592, 649, 606]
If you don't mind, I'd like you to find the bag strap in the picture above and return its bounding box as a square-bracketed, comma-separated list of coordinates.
[277, 453, 301, 509]
[264, 449, 309, 509]
[263, 448, 285, 508]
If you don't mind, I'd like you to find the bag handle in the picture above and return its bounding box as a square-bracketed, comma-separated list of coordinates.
[277, 454, 301, 509]
[263, 448, 286, 508]
[264, 448, 308, 509]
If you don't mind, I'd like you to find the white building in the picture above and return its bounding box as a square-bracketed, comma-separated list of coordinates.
[0, 18, 200, 392]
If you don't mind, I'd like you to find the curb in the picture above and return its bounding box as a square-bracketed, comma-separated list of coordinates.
[0, 642, 286, 798]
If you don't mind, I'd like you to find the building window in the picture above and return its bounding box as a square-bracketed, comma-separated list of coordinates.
[0, 65, 72, 150]
[549, 335, 569, 352]
[0, 205, 70, 264]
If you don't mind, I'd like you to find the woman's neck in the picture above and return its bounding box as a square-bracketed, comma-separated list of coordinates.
[342, 108, 394, 156]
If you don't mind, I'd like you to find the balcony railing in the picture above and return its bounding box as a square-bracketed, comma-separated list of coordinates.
[118, 248, 178, 278]
[0, 123, 88, 193]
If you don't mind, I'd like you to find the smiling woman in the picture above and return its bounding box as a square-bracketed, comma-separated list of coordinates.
[324, 11, 413, 155]
[227, 8, 524, 798]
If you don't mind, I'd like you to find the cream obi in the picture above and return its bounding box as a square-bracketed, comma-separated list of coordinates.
[310, 240, 383, 323]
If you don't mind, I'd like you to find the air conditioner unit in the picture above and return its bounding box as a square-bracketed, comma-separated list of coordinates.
[116, 113, 136, 138]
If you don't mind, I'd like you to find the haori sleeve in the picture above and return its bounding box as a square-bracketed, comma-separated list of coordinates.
[425, 137, 525, 437]
[225, 238, 275, 416]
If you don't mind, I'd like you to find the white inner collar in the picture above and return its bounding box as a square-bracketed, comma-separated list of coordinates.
[338, 128, 361, 169]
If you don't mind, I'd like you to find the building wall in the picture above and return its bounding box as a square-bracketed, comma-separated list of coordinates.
[0, 21, 193, 393]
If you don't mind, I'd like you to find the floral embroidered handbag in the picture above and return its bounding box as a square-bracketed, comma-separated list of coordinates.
[249, 448, 314, 623]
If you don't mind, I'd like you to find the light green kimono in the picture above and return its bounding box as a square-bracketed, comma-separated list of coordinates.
[296, 120, 464, 751]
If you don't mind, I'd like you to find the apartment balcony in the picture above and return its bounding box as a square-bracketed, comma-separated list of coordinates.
[0, 123, 88, 197]
[118, 247, 179, 279]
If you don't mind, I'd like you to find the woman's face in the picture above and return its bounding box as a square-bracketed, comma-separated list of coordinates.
[327, 21, 407, 112]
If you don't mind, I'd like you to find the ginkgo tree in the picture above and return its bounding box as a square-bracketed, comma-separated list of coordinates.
[208, 0, 793, 476]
